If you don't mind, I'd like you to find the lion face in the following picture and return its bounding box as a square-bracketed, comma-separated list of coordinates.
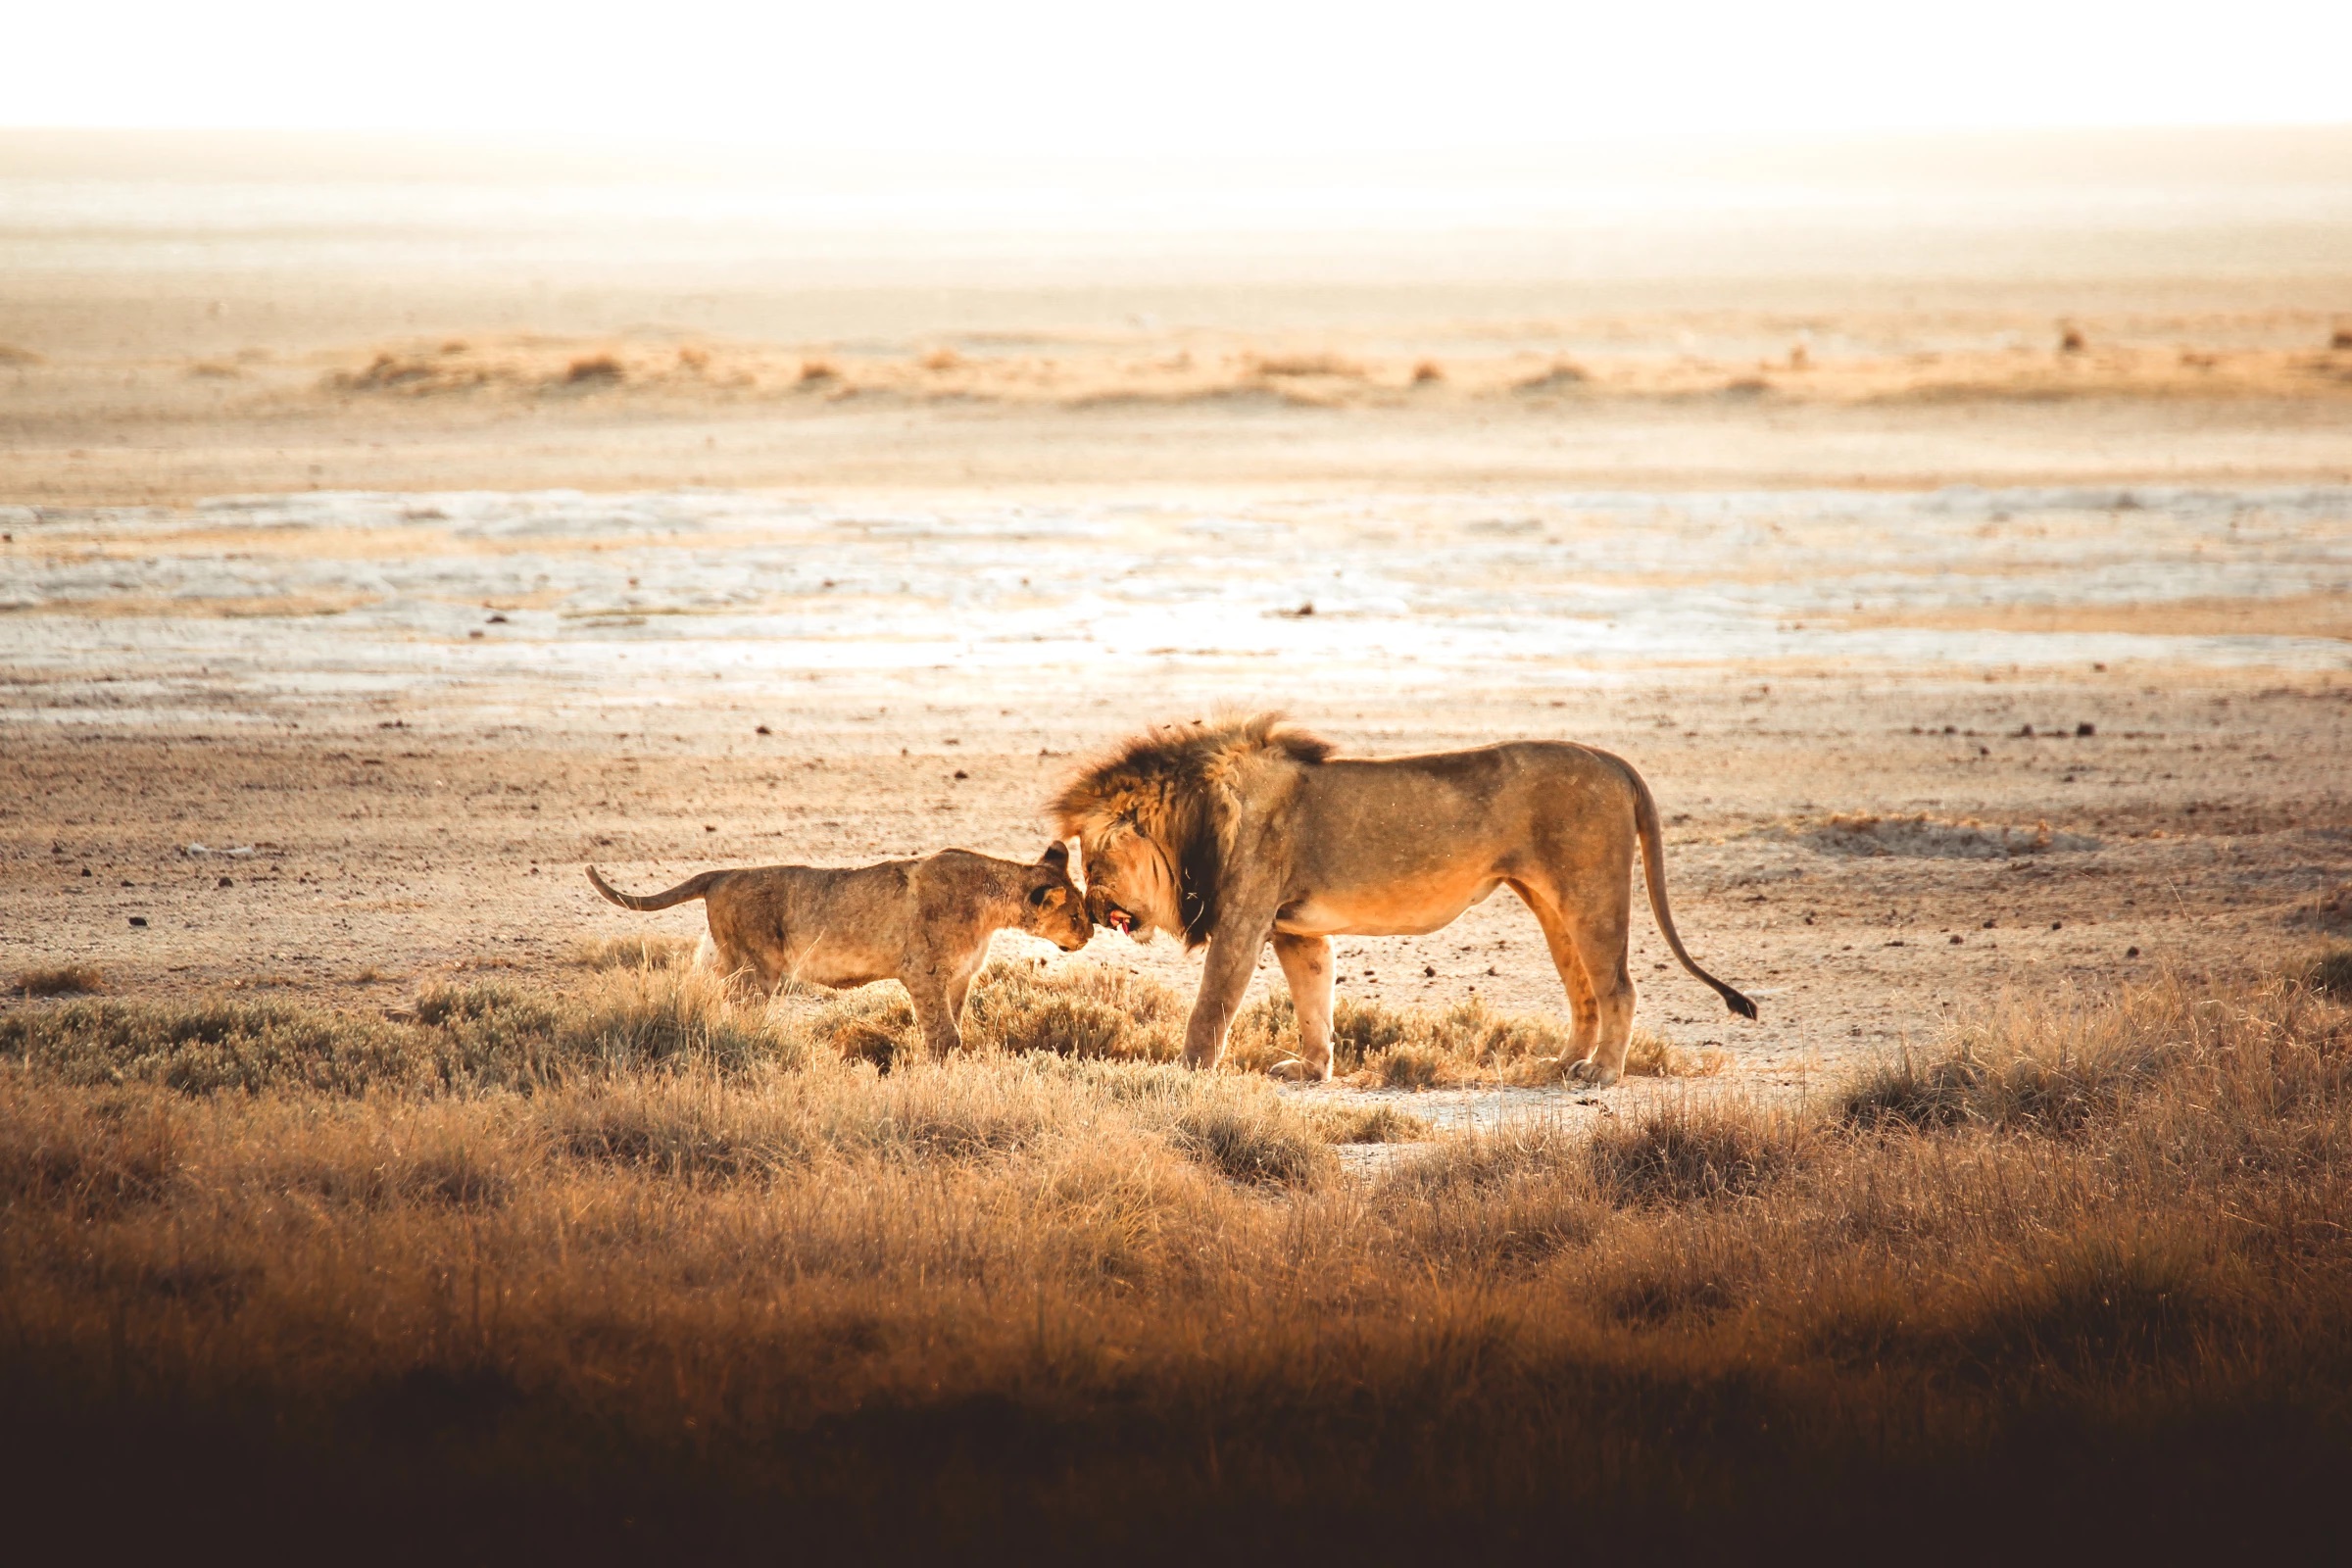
[1020, 842, 1096, 953]
[1077, 822, 1178, 945]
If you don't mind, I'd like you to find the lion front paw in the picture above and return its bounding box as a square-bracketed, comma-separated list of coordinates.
[1266, 1056, 1333, 1084]
[1566, 1056, 1620, 1089]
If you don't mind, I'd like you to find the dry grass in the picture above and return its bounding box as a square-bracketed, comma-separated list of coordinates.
[11, 964, 103, 998]
[314, 332, 2352, 416]
[772, 963, 1714, 1086]
[562, 353, 624, 385]
[2308, 944, 2352, 1001]
[566, 933, 698, 971]
[2290, 884, 2352, 931]
[5, 963, 2350, 1558]
[1223, 989, 1707, 1085]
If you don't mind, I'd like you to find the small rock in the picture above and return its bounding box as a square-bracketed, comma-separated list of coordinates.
[1949, 934, 1963, 945]
[127, 916, 147, 927]
[1423, 964, 1436, 977]
[2076, 722, 2095, 737]
[953, 769, 968, 780]
[218, 876, 233, 889]
[2126, 946, 2140, 958]
[703, 824, 717, 833]
[756, 724, 771, 735]
[2051, 921, 2063, 931]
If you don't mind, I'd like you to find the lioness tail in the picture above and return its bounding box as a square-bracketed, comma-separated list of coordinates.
[1623, 766, 1759, 1020]
[585, 865, 724, 911]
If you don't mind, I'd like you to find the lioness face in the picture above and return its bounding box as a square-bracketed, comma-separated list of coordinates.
[1020, 842, 1095, 953]
[1078, 822, 1178, 945]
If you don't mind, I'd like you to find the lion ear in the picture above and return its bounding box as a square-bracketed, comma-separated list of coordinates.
[1038, 841, 1070, 873]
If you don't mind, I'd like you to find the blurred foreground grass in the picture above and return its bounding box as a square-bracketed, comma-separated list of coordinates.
[4, 949, 2350, 1560]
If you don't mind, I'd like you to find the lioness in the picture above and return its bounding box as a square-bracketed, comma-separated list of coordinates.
[585, 844, 1093, 1056]
[1052, 715, 1754, 1086]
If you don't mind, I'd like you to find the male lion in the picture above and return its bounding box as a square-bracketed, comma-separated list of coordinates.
[585, 844, 1093, 1055]
[1051, 715, 1755, 1086]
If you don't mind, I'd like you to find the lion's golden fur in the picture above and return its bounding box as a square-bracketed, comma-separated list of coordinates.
[1052, 713, 1752, 1085]
[1049, 714, 1332, 948]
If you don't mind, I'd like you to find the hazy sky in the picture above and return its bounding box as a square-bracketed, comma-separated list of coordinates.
[13, 0, 2350, 154]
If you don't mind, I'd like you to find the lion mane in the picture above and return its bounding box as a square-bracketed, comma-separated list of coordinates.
[1049, 713, 1333, 948]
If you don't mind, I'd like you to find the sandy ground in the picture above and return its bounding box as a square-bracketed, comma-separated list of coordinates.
[5, 131, 2349, 1122]
[5, 485, 2346, 1122]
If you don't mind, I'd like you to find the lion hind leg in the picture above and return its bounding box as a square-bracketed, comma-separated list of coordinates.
[1564, 917, 1638, 1088]
[1269, 933, 1335, 1083]
[1514, 880, 1635, 1087]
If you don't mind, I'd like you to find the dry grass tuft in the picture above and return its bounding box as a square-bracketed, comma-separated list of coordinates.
[1513, 358, 1590, 393]
[1839, 979, 2183, 1132]
[2290, 884, 2352, 931]
[1247, 350, 1363, 379]
[563, 354, 624, 385]
[12, 964, 104, 998]
[960, 960, 1184, 1059]
[1168, 1093, 1335, 1187]
[1587, 1098, 1808, 1203]
[2308, 945, 2352, 1000]
[1299, 1101, 1434, 1144]
[566, 933, 697, 971]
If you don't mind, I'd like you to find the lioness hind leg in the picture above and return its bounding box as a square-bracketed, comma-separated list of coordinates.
[695, 932, 768, 999]
[1269, 933, 1336, 1082]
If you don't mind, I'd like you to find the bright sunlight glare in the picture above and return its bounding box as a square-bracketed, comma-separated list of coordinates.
[10, 0, 2351, 154]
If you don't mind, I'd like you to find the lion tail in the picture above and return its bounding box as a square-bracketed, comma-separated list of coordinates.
[1624, 766, 1759, 1020]
[585, 865, 724, 912]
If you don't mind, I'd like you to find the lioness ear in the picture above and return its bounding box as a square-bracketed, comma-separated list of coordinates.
[1039, 841, 1069, 873]
[1026, 881, 1061, 908]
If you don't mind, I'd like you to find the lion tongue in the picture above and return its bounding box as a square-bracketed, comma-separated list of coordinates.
[1107, 909, 1132, 932]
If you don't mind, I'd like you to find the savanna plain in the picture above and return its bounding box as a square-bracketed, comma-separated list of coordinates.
[4, 128, 2352, 1559]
